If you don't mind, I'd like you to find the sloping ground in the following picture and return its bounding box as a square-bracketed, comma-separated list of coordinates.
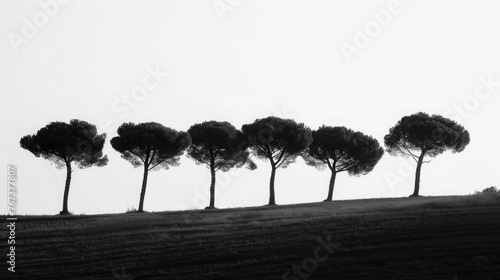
[6, 195, 500, 280]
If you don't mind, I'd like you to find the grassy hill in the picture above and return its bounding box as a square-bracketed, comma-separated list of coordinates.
[5, 194, 500, 280]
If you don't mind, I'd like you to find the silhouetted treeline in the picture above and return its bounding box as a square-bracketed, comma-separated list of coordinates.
[20, 112, 470, 214]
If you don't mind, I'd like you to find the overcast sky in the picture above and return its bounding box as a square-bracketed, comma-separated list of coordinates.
[1, 0, 499, 215]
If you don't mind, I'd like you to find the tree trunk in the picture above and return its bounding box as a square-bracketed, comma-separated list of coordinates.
[324, 170, 337, 202]
[60, 161, 72, 215]
[268, 164, 276, 205]
[138, 164, 149, 212]
[207, 165, 216, 209]
[411, 151, 426, 197]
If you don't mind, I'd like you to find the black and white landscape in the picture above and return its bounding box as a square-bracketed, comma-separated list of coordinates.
[1, 1, 500, 279]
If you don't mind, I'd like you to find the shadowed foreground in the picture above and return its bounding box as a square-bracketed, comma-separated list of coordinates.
[7, 195, 500, 279]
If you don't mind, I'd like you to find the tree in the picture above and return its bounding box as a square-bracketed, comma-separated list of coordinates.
[110, 122, 191, 212]
[20, 119, 108, 215]
[384, 112, 470, 197]
[242, 116, 312, 205]
[303, 126, 384, 201]
[187, 121, 256, 209]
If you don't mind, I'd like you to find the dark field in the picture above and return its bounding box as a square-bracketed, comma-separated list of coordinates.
[5, 195, 500, 280]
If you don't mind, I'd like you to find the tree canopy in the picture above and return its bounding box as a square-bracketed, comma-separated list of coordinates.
[188, 121, 255, 208]
[188, 121, 255, 172]
[242, 116, 312, 205]
[111, 122, 191, 171]
[20, 119, 108, 168]
[111, 122, 191, 211]
[304, 126, 384, 174]
[385, 112, 470, 158]
[20, 119, 108, 214]
[242, 117, 312, 169]
[384, 112, 470, 196]
[303, 126, 384, 201]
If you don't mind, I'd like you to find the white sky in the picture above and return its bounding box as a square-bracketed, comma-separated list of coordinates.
[1, 0, 499, 215]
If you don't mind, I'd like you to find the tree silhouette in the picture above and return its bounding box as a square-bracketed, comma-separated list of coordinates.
[20, 119, 108, 215]
[384, 112, 470, 197]
[303, 126, 384, 201]
[242, 117, 312, 205]
[188, 121, 256, 209]
[110, 122, 191, 212]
